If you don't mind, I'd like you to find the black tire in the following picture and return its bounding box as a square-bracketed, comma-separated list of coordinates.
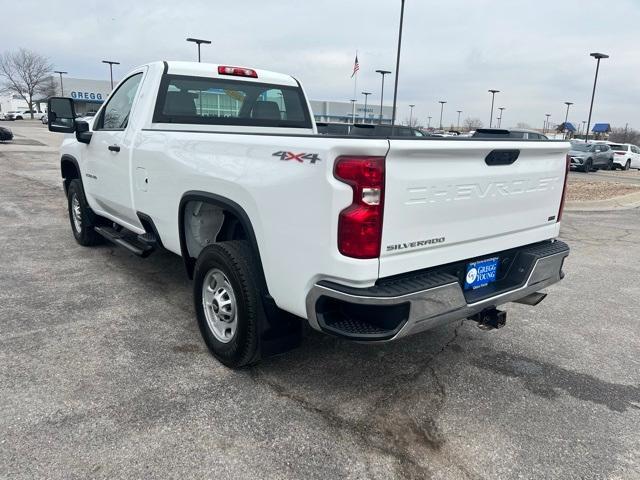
[607, 159, 613, 170]
[67, 179, 103, 246]
[583, 159, 592, 173]
[193, 241, 263, 368]
[625, 160, 631, 171]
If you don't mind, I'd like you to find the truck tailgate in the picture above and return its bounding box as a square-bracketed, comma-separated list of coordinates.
[379, 140, 570, 278]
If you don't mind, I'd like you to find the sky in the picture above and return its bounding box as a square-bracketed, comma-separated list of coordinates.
[2, 0, 639, 129]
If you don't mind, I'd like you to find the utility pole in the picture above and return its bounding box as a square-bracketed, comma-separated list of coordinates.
[391, 0, 405, 134]
[375, 69, 391, 124]
[362, 92, 372, 124]
[544, 114, 551, 134]
[497, 107, 505, 128]
[54, 71, 67, 96]
[488, 89, 500, 128]
[585, 52, 609, 143]
[186, 37, 212, 62]
[438, 100, 447, 130]
[102, 60, 120, 90]
[563, 101, 574, 139]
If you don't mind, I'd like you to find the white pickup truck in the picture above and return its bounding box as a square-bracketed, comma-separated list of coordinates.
[47, 61, 570, 367]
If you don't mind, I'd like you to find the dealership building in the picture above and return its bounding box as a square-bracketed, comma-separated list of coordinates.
[3, 76, 393, 124]
[309, 100, 393, 124]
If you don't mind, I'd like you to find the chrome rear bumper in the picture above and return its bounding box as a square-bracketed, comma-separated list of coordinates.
[306, 240, 569, 341]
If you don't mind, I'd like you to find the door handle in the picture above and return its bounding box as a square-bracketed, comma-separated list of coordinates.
[108, 144, 121, 152]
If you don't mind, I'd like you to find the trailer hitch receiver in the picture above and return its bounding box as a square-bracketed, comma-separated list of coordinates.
[468, 307, 506, 330]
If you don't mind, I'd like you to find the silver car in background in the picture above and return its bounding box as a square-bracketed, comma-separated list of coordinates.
[568, 142, 614, 172]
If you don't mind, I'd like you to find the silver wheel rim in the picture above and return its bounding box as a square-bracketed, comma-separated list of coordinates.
[71, 193, 82, 232]
[202, 268, 238, 343]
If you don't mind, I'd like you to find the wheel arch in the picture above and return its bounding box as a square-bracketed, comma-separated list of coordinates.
[60, 154, 81, 194]
[178, 191, 268, 290]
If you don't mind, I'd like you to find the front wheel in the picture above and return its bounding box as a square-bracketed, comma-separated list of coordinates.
[583, 159, 592, 173]
[193, 241, 263, 368]
[607, 159, 614, 170]
[67, 179, 103, 246]
[625, 160, 631, 170]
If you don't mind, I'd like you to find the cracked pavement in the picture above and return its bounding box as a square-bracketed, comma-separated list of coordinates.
[1, 122, 639, 479]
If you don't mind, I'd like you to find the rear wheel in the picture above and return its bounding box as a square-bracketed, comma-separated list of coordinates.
[606, 159, 614, 170]
[193, 241, 263, 368]
[67, 179, 103, 246]
[583, 159, 592, 173]
[625, 159, 631, 170]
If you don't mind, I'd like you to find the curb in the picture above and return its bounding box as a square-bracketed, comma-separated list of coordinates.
[565, 190, 640, 212]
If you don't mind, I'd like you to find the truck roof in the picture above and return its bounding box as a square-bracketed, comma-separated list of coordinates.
[163, 61, 299, 87]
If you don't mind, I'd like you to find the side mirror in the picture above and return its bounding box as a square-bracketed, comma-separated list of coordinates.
[75, 120, 92, 145]
[48, 97, 76, 133]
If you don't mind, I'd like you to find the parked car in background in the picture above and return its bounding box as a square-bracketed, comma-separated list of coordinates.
[0, 126, 13, 142]
[316, 122, 351, 135]
[472, 128, 548, 140]
[1, 111, 19, 121]
[6, 110, 44, 120]
[350, 124, 429, 137]
[41, 113, 48, 124]
[568, 142, 614, 172]
[317, 123, 428, 137]
[607, 143, 640, 170]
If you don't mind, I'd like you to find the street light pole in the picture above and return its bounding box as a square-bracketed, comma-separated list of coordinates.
[456, 110, 462, 129]
[391, 0, 405, 134]
[544, 114, 551, 134]
[427, 116, 432, 129]
[53, 70, 67, 96]
[375, 69, 391, 124]
[563, 101, 574, 139]
[186, 37, 212, 62]
[488, 89, 500, 128]
[497, 107, 505, 128]
[102, 60, 120, 90]
[585, 52, 609, 143]
[438, 101, 446, 130]
[408, 104, 415, 126]
[362, 92, 372, 124]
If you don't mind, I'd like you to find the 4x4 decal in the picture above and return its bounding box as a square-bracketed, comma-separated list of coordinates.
[273, 151, 321, 164]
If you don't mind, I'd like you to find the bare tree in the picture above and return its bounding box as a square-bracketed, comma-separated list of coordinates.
[0, 49, 53, 119]
[463, 117, 483, 131]
[609, 126, 640, 145]
[403, 116, 419, 128]
[37, 76, 59, 99]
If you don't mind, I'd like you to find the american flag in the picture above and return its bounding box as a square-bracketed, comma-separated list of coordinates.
[351, 54, 360, 78]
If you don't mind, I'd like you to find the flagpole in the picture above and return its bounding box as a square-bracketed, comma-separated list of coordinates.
[352, 50, 358, 123]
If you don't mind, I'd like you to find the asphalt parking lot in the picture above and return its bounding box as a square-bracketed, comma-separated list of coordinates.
[1, 121, 639, 480]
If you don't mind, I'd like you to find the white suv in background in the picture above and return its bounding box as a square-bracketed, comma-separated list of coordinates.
[608, 143, 640, 170]
[6, 110, 44, 120]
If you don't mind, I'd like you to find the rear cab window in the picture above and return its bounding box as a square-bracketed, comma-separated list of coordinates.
[153, 75, 312, 129]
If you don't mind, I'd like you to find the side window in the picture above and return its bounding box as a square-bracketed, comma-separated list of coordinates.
[632, 146, 639, 154]
[97, 73, 143, 130]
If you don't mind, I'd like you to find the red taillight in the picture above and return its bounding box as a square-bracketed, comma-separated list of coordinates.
[557, 154, 571, 222]
[334, 156, 385, 259]
[217, 66, 258, 78]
